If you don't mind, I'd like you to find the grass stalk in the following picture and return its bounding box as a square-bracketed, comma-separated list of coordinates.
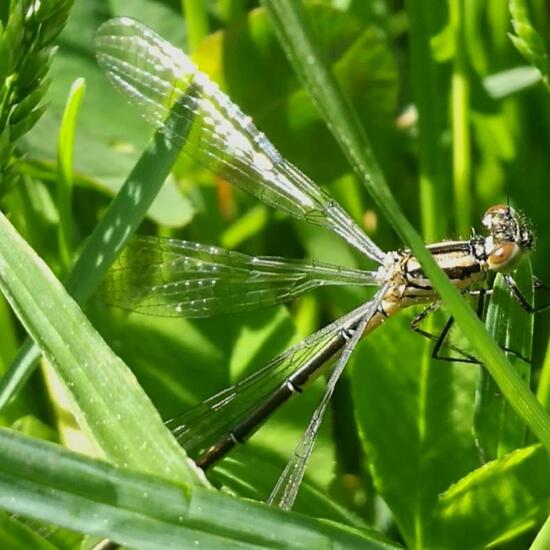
[405, 0, 445, 241]
[182, 0, 209, 51]
[56, 78, 85, 271]
[450, 0, 471, 236]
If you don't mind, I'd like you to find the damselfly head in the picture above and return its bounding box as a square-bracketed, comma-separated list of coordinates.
[482, 204, 534, 273]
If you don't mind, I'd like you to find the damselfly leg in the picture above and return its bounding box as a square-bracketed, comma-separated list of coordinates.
[410, 280, 542, 364]
[503, 274, 550, 314]
[409, 300, 474, 363]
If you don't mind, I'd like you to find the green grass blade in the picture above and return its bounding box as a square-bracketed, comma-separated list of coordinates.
[0, 341, 40, 415]
[0, 509, 59, 550]
[56, 77, 85, 270]
[261, 0, 393, 219]
[0, 428, 401, 550]
[0, 294, 17, 372]
[262, 0, 550, 454]
[352, 312, 479, 547]
[536, 340, 550, 410]
[0, 210, 199, 485]
[531, 514, 550, 550]
[182, 0, 208, 50]
[0, 122, 186, 412]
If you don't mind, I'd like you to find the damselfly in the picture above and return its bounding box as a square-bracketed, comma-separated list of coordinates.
[95, 17, 547, 510]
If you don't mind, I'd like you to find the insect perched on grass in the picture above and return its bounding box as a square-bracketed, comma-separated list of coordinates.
[95, 17, 548, 510]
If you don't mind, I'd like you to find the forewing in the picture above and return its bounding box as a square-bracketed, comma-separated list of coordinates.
[94, 17, 385, 263]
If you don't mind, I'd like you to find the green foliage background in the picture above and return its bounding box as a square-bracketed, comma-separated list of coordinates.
[0, 0, 550, 548]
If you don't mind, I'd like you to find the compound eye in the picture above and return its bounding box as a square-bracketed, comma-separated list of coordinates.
[488, 242, 521, 272]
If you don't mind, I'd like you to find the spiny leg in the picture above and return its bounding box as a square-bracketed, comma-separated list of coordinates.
[409, 300, 479, 363]
[411, 289, 533, 364]
[534, 276, 550, 293]
[504, 274, 550, 313]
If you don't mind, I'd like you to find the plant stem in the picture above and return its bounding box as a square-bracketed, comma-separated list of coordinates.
[406, 0, 445, 241]
[56, 78, 85, 271]
[182, 0, 208, 51]
[450, 0, 471, 236]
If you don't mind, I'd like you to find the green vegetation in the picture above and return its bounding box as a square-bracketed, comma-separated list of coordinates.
[0, 1, 549, 548]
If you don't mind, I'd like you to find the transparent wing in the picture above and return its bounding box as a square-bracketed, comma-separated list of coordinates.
[166, 299, 376, 457]
[94, 17, 385, 264]
[99, 236, 379, 317]
[268, 285, 388, 510]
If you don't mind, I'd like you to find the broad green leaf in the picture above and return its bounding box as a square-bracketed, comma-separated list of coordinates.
[262, 0, 550, 462]
[406, 0, 450, 240]
[430, 444, 550, 548]
[537, 340, 550, 411]
[193, 4, 398, 191]
[211, 454, 367, 528]
[531, 514, 550, 550]
[0, 11, 198, 415]
[0, 295, 17, 374]
[352, 311, 479, 547]
[10, 415, 58, 443]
